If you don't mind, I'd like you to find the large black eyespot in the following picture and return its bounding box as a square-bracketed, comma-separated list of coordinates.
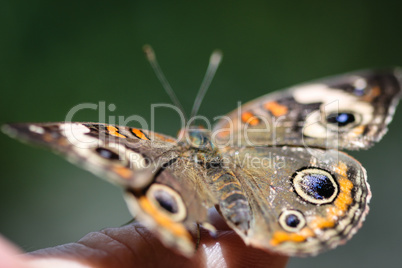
[292, 168, 339, 205]
[326, 112, 356, 127]
[279, 210, 306, 232]
[146, 184, 187, 221]
[95, 147, 120, 160]
[301, 173, 335, 200]
[153, 189, 178, 214]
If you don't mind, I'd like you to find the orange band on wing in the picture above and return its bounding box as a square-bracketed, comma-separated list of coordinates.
[362, 86, 381, 101]
[335, 162, 347, 177]
[333, 178, 353, 211]
[216, 130, 230, 138]
[43, 133, 55, 142]
[153, 133, 176, 143]
[131, 129, 150, 140]
[351, 125, 365, 137]
[270, 228, 314, 246]
[241, 111, 260, 126]
[138, 196, 191, 239]
[263, 101, 288, 117]
[112, 166, 133, 179]
[107, 126, 126, 138]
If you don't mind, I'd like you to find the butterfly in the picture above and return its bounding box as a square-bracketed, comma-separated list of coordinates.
[2, 46, 401, 257]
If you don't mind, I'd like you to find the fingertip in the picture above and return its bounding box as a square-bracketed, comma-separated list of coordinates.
[199, 229, 289, 268]
[0, 235, 27, 268]
[28, 258, 92, 268]
[27, 223, 205, 268]
[24, 222, 288, 268]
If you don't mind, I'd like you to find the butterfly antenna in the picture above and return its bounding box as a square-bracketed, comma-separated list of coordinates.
[190, 50, 223, 120]
[143, 45, 187, 122]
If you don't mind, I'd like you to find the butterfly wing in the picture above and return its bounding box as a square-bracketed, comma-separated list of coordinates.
[213, 69, 401, 150]
[2, 122, 216, 256]
[123, 157, 216, 256]
[3, 122, 178, 188]
[217, 146, 370, 256]
[209, 69, 399, 256]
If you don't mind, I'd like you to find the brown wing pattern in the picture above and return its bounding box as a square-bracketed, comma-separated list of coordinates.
[2, 122, 216, 256]
[213, 69, 401, 150]
[218, 146, 370, 256]
[2, 68, 400, 258]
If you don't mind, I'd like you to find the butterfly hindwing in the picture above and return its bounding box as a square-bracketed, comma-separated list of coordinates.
[217, 146, 370, 256]
[123, 157, 217, 256]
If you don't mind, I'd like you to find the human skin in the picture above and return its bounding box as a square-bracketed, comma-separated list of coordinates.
[0, 211, 288, 268]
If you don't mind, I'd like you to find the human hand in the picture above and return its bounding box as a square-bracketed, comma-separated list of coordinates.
[0, 211, 288, 268]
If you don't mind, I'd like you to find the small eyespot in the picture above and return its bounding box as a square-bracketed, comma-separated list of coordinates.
[326, 112, 356, 127]
[279, 210, 306, 232]
[292, 168, 339, 205]
[353, 78, 368, 96]
[95, 147, 120, 160]
[28, 125, 45, 134]
[324, 110, 363, 132]
[146, 184, 187, 222]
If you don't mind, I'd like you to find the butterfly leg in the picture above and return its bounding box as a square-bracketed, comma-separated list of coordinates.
[195, 223, 201, 251]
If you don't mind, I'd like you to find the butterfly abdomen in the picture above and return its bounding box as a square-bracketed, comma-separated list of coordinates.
[210, 171, 251, 232]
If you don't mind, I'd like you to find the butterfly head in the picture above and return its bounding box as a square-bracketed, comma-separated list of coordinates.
[177, 126, 216, 151]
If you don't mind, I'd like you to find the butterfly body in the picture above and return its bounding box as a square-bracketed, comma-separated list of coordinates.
[2, 68, 401, 257]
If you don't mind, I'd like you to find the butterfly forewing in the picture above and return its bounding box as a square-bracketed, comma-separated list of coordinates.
[2, 122, 217, 256]
[213, 69, 401, 150]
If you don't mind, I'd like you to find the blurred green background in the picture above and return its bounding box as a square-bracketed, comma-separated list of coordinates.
[1, 1, 401, 267]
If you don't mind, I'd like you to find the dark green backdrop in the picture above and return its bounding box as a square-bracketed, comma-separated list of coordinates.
[1, 1, 401, 267]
